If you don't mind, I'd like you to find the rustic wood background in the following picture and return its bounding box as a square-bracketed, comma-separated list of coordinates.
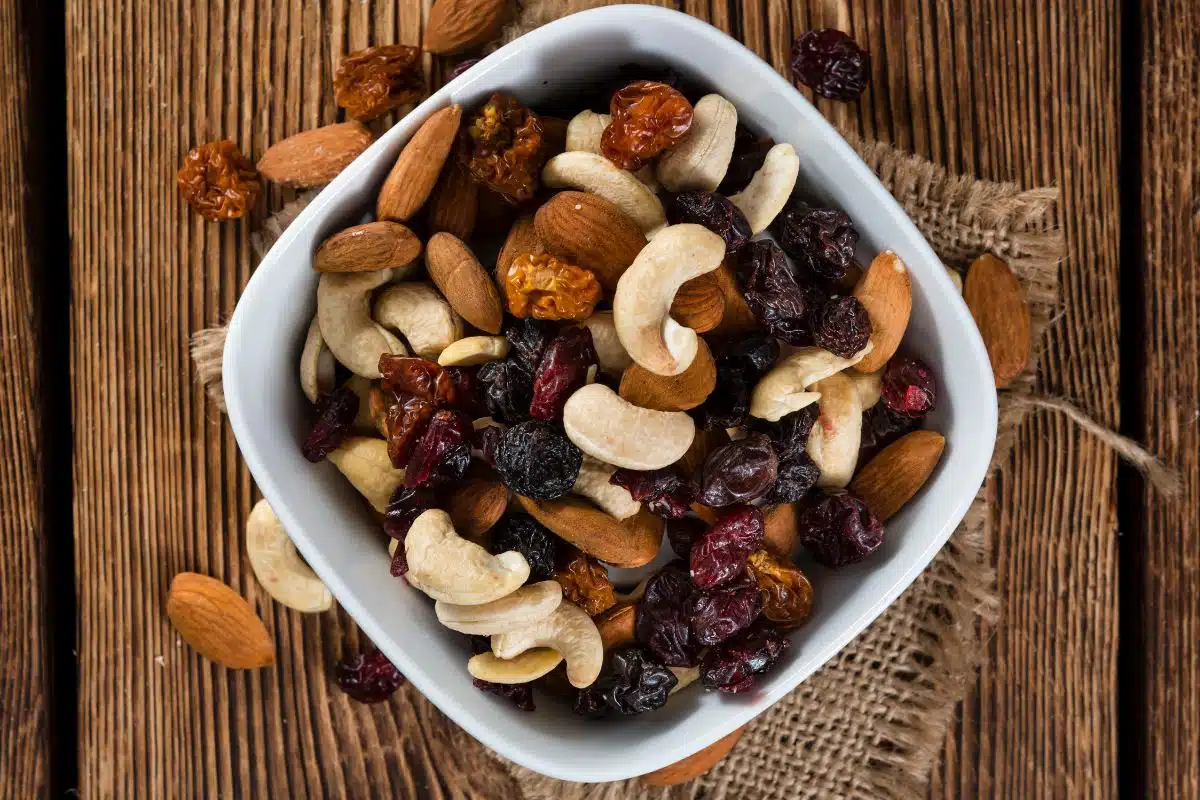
[0, 0, 1196, 797]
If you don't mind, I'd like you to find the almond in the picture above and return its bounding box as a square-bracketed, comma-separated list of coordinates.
[763, 502, 800, 558]
[963, 253, 1031, 387]
[619, 337, 716, 411]
[377, 105, 462, 222]
[515, 495, 662, 568]
[496, 216, 544, 283]
[595, 603, 636, 650]
[852, 251, 912, 373]
[849, 430, 946, 521]
[257, 122, 374, 188]
[429, 161, 479, 241]
[423, 0, 507, 55]
[166, 572, 275, 669]
[425, 232, 504, 333]
[534, 192, 645, 292]
[447, 473, 508, 540]
[313, 221, 422, 273]
[671, 271, 725, 333]
[642, 727, 746, 786]
[710, 260, 760, 335]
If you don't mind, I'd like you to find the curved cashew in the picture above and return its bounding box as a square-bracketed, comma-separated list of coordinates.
[669, 665, 700, 695]
[729, 142, 800, 234]
[437, 335, 510, 367]
[542, 152, 666, 236]
[405, 510, 530, 605]
[468, 648, 563, 684]
[850, 369, 882, 409]
[246, 499, 334, 613]
[327, 437, 406, 513]
[299, 317, 336, 404]
[344, 375, 379, 434]
[749, 343, 872, 421]
[806, 373, 863, 488]
[578, 312, 632, 374]
[613, 224, 725, 376]
[656, 94, 738, 192]
[318, 269, 406, 378]
[563, 383, 695, 471]
[491, 601, 603, 688]
[435, 580, 563, 635]
[572, 454, 641, 520]
[373, 282, 463, 359]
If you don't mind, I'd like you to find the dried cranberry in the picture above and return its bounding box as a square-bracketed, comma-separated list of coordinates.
[764, 452, 821, 505]
[404, 409, 472, 488]
[602, 646, 678, 714]
[751, 405, 819, 461]
[718, 126, 775, 195]
[880, 355, 937, 418]
[772, 202, 859, 283]
[530, 326, 597, 421]
[687, 568, 764, 645]
[690, 505, 765, 589]
[610, 466, 695, 519]
[494, 420, 582, 500]
[738, 239, 824, 345]
[636, 562, 700, 667]
[468, 634, 492, 655]
[666, 516, 707, 559]
[443, 365, 484, 417]
[860, 403, 919, 457]
[503, 317, 557, 370]
[700, 624, 790, 693]
[797, 489, 884, 567]
[335, 648, 405, 703]
[698, 433, 779, 507]
[301, 386, 359, 462]
[811, 295, 871, 357]
[791, 29, 871, 101]
[490, 514, 559, 582]
[378, 355, 456, 405]
[477, 359, 534, 424]
[668, 191, 752, 253]
[384, 395, 437, 468]
[472, 678, 535, 711]
[384, 486, 439, 576]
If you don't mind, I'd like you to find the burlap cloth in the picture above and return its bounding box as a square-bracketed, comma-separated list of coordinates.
[189, 4, 1178, 796]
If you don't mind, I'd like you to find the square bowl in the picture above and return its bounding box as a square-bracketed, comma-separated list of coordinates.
[224, 5, 997, 783]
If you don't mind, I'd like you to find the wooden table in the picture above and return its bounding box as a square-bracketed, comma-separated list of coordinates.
[1, 0, 1195, 796]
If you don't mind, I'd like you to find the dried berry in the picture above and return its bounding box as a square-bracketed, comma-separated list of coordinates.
[695, 334, 780, 430]
[301, 385, 360, 462]
[602, 646, 678, 714]
[177, 140, 261, 221]
[764, 452, 821, 505]
[490, 514, 559, 582]
[503, 317, 557, 370]
[791, 29, 871, 101]
[690, 505, 765, 589]
[384, 395, 437, 468]
[772, 202, 859, 283]
[811, 295, 871, 358]
[723, 333, 781, 380]
[687, 568, 764, 645]
[477, 359, 534, 424]
[468, 634, 492, 655]
[494, 420, 582, 500]
[379, 356, 457, 406]
[797, 489, 885, 567]
[699, 434, 779, 507]
[504, 253, 602, 320]
[554, 547, 616, 615]
[636, 562, 700, 667]
[443, 366, 484, 418]
[473, 423, 504, 467]
[880, 355, 937, 418]
[751, 405, 819, 461]
[461, 92, 544, 203]
[610, 466, 695, 519]
[530, 327, 598, 421]
[334, 44, 425, 121]
[718, 127, 775, 195]
[404, 409, 473, 488]
[573, 686, 610, 717]
[446, 58, 480, 82]
[738, 239, 824, 345]
[747, 550, 813, 626]
[473, 678, 535, 711]
[384, 486, 440, 576]
[335, 648, 406, 703]
[700, 624, 790, 693]
[860, 403, 920, 458]
[668, 191, 752, 254]
[666, 516, 707, 559]
[601, 81, 694, 171]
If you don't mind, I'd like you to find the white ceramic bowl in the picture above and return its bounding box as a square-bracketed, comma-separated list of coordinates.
[224, 5, 997, 782]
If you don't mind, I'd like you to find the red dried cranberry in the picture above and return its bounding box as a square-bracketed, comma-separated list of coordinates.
[772, 201, 859, 283]
[698, 433, 779, 507]
[738, 239, 824, 345]
[443, 365, 484, 417]
[718, 126, 775, 195]
[690, 505, 765, 589]
[668, 191, 752, 253]
[404, 409, 473, 488]
[880, 355, 936, 417]
[335, 648, 406, 703]
[301, 385, 359, 462]
[472, 678, 535, 711]
[811, 295, 871, 357]
[797, 489, 884, 567]
[610, 466, 695, 519]
[686, 568, 764, 645]
[666, 516, 707, 559]
[635, 562, 700, 667]
[699, 624, 790, 693]
[530, 326, 597, 421]
[385, 395, 436, 468]
[378, 355, 456, 405]
[791, 29, 871, 101]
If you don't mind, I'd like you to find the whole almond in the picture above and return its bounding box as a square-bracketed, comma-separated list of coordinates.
[515, 495, 662, 568]
[671, 271, 725, 333]
[447, 473, 508, 540]
[850, 430, 946, 521]
[711, 260, 760, 335]
[642, 727, 746, 786]
[429, 160, 479, 241]
[763, 502, 800, 558]
[313, 221, 422, 273]
[852, 250, 912, 373]
[620, 337, 716, 411]
[377, 105, 462, 222]
[166, 572, 275, 669]
[423, 0, 507, 55]
[963, 253, 1031, 387]
[425, 232, 503, 333]
[595, 603, 636, 650]
[496, 216, 543, 282]
[257, 122, 374, 188]
[534, 191, 645, 291]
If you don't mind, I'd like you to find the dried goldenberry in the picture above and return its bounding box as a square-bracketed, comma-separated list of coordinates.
[494, 420, 582, 500]
[503, 317, 557, 370]
[797, 489, 884, 567]
[772, 202, 859, 283]
[554, 547, 615, 615]
[636, 562, 700, 667]
[698, 434, 779, 507]
[811, 295, 871, 358]
[404, 409, 472, 488]
[690, 505, 765, 589]
[530, 327, 597, 421]
[461, 93, 544, 203]
[302, 385, 360, 462]
[738, 239, 824, 345]
[880, 355, 936, 417]
[747, 550, 814, 626]
[477, 359, 534, 424]
[504, 253, 602, 320]
[668, 191, 752, 253]
[700, 624, 790, 693]
[666, 516, 707, 559]
[718, 127, 775, 195]
[490, 514, 559, 582]
[610, 466, 695, 519]
[687, 568, 764, 645]
[384, 486, 439, 576]
[335, 648, 406, 703]
[334, 44, 424, 121]
[602, 646, 678, 714]
[473, 678, 535, 711]
[791, 29, 871, 101]
[177, 140, 261, 221]
[601, 81, 693, 172]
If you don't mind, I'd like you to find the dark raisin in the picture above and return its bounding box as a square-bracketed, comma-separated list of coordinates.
[738, 239, 825, 345]
[722, 333, 781, 381]
[811, 295, 871, 357]
[494, 420, 582, 500]
[301, 386, 360, 462]
[384, 486, 440, 576]
[797, 489, 885, 567]
[772, 202, 859, 283]
[573, 686, 610, 717]
[668, 191, 752, 253]
[763, 452, 821, 505]
[468, 634, 492, 655]
[690, 505, 765, 589]
[698, 433, 779, 507]
[700, 624, 790, 693]
[473, 424, 504, 466]
[472, 678, 535, 711]
[635, 562, 700, 667]
[718, 126, 775, 195]
[602, 646, 678, 714]
[686, 568, 764, 646]
[503, 317, 557, 370]
[610, 466, 695, 519]
[666, 516, 708, 559]
[477, 359, 534, 424]
[530, 326, 597, 421]
[880, 355, 937, 418]
[490, 514, 559, 582]
[443, 365, 484, 418]
[860, 403, 919, 456]
[751, 405, 819, 461]
[334, 648, 405, 703]
[791, 29, 871, 101]
[378, 355, 457, 405]
[404, 409, 473, 489]
[694, 334, 780, 430]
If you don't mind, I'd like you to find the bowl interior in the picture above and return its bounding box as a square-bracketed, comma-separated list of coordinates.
[224, 5, 997, 782]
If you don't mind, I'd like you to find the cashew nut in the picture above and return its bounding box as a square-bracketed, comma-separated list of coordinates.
[542, 152, 666, 236]
[405, 510, 530, 605]
[343, 375, 379, 434]
[613, 224, 725, 376]
[299, 317, 336, 404]
[565, 112, 660, 192]
[572, 454, 641, 520]
[327, 437, 406, 513]
[850, 369, 882, 409]
[491, 601, 604, 688]
[468, 648, 564, 684]
[562, 383, 695, 471]
[437, 335, 510, 367]
[656, 94, 738, 192]
[318, 269, 406, 378]
[578, 311, 632, 374]
[728, 142, 800, 234]
[806, 373, 863, 488]
[373, 282, 463, 359]
[245, 499, 334, 613]
[669, 665, 700, 695]
[436, 581, 563, 635]
[749, 343, 872, 421]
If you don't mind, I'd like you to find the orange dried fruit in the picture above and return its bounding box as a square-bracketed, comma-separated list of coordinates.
[177, 140, 260, 221]
[503, 252, 601, 321]
[334, 44, 425, 121]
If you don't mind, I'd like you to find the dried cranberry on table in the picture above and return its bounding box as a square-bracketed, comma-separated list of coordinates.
[333, 44, 425, 121]
[610, 466, 695, 519]
[686, 568, 765, 645]
[477, 359, 534, 424]
[698, 433, 780, 507]
[384, 486, 439, 576]
[473, 678, 536, 711]
[880, 355, 937, 417]
[738, 239, 825, 345]
[718, 126, 776, 195]
[811, 295, 871, 358]
[666, 516, 708, 559]
[636, 561, 701, 667]
[668, 191, 753, 254]
[700, 624, 791, 693]
[747, 549, 814, 626]
[602, 646, 678, 714]
[791, 29, 872, 101]
[772, 201, 859, 284]
[490, 514, 559, 582]
[690, 505, 765, 589]
[503, 317, 557, 370]
[797, 489, 885, 567]
[177, 139, 261, 221]
[493, 420, 582, 500]
[530, 326, 598, 421]
[601, 80, 694, 172]
[301, 385, 360, 462]
[335, 648, 406, 703]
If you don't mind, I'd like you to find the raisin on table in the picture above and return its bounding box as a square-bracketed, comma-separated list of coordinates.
[811, 295, 871, 358]
[791, 29, 872, 101]
[301, 385, 360, 462]
[690, 505, 765, 589]
[335, 648, 406, 703]
[490, 514, 559, 582]
[797, 489, 884, 567]
[494, 420, 582, 500]
[334, 44, 425, 120]
[177, 140, 261, 221]
[602, 646, 678, 714]
[601, 80, 694, 172]
[504, 253, 602, 321]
